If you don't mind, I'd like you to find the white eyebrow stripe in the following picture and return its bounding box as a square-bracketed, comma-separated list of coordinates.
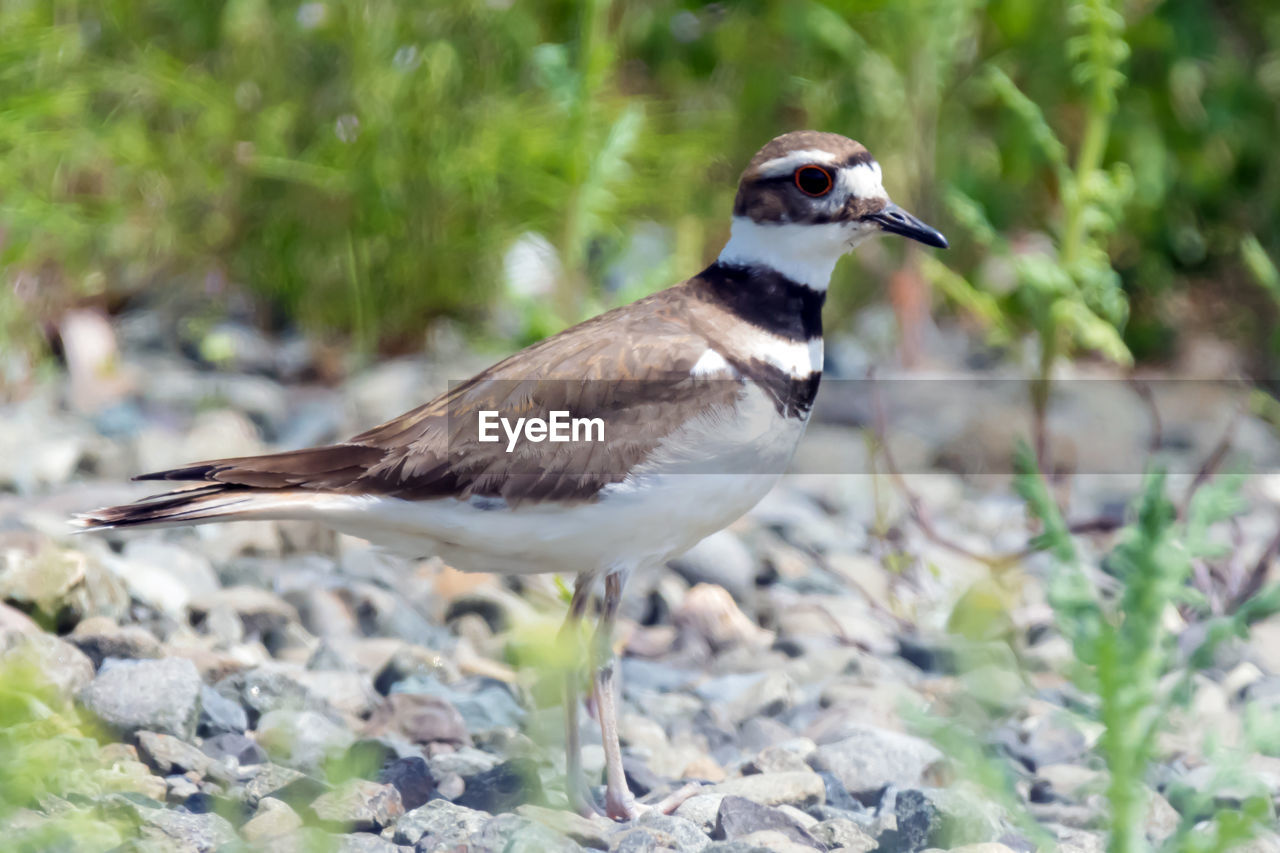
[755, 149, 842, 178]
[840, 161, 885, 199]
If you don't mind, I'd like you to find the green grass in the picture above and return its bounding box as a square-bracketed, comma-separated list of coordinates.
[2, 0, 1279, 370]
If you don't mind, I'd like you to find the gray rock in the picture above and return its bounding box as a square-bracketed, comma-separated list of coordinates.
[732, 830, 817, 853]
[696, 671, 794, 723]
[0, 632, 95, 700]
[244, 763, 329, 807]
[876, 789, 937, 853]
[201, 731, 267, 766]
[697, 842, 775, 853]
[0, 544, 130, 626]
[675, 794, 727, 833]
[426, 746, 501, 778]
[118, 539, 220, 620]
[237, 663, 332, 718]
[610, 827, 669, 853]
[634, 813, 711, 852]
[372, 643, 459, 695]
[256, 708, 355, 774]
[241, 796, 304, 841]
[310, 779, 404, 832]
[391, 675, 524, 732]
[332, 833, 405, 853]
[364, 692, 469, 746]
[135, 808, 237, 852]
[298, 669, 380, 721]
[136, 731, 213, 776]
[669, 530, 757, 602]
[621, 658, 701, 695]
[713, 796, 819, 848]
[809, 817, 877, 851]
[78, 657, 202, 739]
[808, 725, 944, 797]
[877, 787, 1007, 852]
[811, 771, 865, 817]
[517, 804, 611, 848]
[197, 684, 248, 735]
[467, 813, 584, 853]
[69, 621, 163, 667]
[454, 757, 544, 814]
[711, 772, 826, 808]
[746, 741, 816, 775]
[194, 584, 296, 637]
[166, 775, 201, 803]
[379, 756, 435, 811]
[393, 798, 488, 846]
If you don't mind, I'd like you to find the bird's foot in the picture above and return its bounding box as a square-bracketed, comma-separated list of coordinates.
[606, 781, 703, 821]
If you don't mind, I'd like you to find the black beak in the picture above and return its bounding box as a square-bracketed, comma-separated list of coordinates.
[867, 202, 948, 249]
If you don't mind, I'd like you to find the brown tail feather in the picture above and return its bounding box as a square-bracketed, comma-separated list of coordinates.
[76, 484, 278, 530]
[131, 444, 384, 490]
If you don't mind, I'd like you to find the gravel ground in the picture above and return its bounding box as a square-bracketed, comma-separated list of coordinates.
[2, 310, 1280, 852]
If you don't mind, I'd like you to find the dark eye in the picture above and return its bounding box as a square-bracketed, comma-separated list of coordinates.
[794, 165, 833, 197]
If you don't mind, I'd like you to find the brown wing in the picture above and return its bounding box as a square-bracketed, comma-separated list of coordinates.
[138, 283, 742, 505]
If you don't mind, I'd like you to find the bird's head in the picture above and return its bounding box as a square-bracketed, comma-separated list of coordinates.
[720, 130, 947, 290]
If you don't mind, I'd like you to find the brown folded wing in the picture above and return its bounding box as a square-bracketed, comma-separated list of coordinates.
[138, 285, 741, 505]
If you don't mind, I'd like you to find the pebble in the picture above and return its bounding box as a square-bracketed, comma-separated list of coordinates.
[714, 795, 820, 847]
[134, 807, 238, 852]
[309, 778, 405, 832]
[244, 763, 328, 807]
[747, 741, 817, 775]
[13, 312, 1280, 853]
[808, 725, 945, 797]
[454, 757, 544, 814]
[118, 539, 220, 619]
[332, 833, 405, 853]
[78, 657, 203, 739]
[202, 731, 268, 766]
[810, 816, 877, 851]
[378, 756, 435, 810]
[675, 794, 728, 833]
[136, 730, 214, 775]
[390, 675, 525, 732]
[517, 804, 612, 848]
[364, 692, 470, 746]
[468, 813, 584, 853]
[711, 772, 826, 808]
[241, 796, 304, 841]
[669, 531, 758, 603]
[68, 621, 164, 666]
[256, 708, 356, 774]
[392, 798, 489, 846]
[198, 684, 249, 735]
[0, 631, 96, 700]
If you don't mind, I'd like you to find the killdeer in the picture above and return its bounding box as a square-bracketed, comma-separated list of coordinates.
[79, 131, 947, 820]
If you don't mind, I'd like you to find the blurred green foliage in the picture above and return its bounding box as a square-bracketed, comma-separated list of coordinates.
[1, 0, 1279, 364]
[1014, 445, 1280, 852]
[925, 449, 1280, 852]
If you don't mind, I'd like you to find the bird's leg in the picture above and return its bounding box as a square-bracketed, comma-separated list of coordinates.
[589, 572, 702, 821]
[559, 573, 599, 817]
[590, 571, 637, 820]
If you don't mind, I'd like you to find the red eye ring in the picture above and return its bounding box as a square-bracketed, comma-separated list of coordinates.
[794, 165, 834, 197]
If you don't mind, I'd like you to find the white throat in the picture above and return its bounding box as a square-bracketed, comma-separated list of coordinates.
[716, 217, 851, 291]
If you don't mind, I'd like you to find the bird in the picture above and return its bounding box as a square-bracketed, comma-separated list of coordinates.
[78, 130, 947, 820]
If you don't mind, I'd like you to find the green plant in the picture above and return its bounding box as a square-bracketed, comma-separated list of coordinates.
[934, 0, 1135, 470]
[1014, 443, 1279, 852]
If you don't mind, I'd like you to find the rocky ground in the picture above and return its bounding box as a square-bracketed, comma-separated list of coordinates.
[2, 309, 1280, 852]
